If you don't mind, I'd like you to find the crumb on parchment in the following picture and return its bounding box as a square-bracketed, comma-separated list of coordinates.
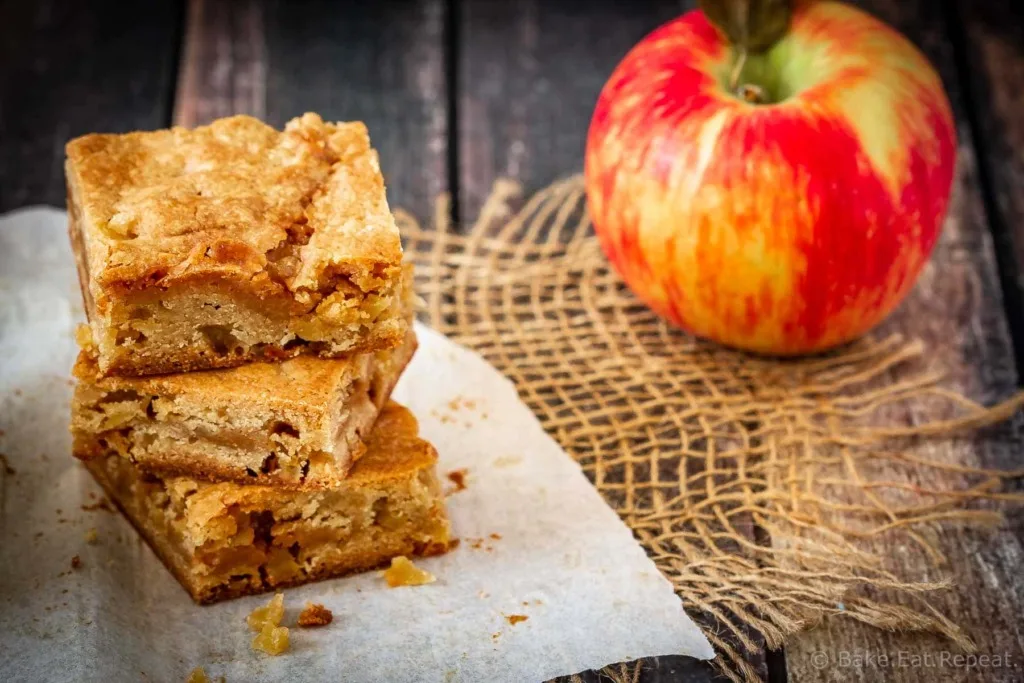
[185, 667, 224, 683]
[297, 602, 333, 627]
[247, 592, 284, 631]
[85, 528, 98, 544]
[383, 556, 435, 587]
[82, 498, 115, 513]
[71, 555, 82, 570]
[185, 667, 208, 683]
[252, 624, 289, 656]
[446, 468, 468, 492]
[248, 593, 290, 655]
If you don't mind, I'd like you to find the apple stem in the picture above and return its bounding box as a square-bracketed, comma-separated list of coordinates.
[729, 48, 766, 104]
[729, 48, 748, 91]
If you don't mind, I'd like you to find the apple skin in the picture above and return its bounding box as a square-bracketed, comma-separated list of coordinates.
[584, 1, 956, 355]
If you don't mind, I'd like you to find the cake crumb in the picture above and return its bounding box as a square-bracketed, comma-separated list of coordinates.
[505, 614, 528, 626]
[467, 537, 494, 551]
[75, 324, 93, 349]
[85, 528, 99, 544]
[70, 555, 82, 570]
[446, 469, 468, 492]
[297, 602, 333, 627]
[82, 498, 115, 513]
[493, 455, 522, 468]
[383, 556, 435, 587]
[489, 533, 502, 540]
[252, 624, 289, 656]
[247, 592, 285, 631]
[0, 453, 14, 475]
[185, 667, 209, 683]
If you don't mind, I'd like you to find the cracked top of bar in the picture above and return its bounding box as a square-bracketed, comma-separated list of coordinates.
[65, 113, 407, 376]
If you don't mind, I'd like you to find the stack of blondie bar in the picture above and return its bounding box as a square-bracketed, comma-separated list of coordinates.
[65, 114, 452, 604]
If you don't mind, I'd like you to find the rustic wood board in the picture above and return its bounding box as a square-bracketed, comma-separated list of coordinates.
[783, 1, 1024, 681]
[954, 0, 1024, 367]
[455, 0, 688, 222]
[0, 0, 181, 211]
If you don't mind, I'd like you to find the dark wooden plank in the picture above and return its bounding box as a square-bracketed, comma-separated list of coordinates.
[0, 0, 182, 212]
[457, 0, 690, 222]
[952, 0, 1024, 368]
[174, 0, 266, 127]
[174, 0, 449, 224]
[458, 2, 761, 681]
[784, 1, 1024, 681]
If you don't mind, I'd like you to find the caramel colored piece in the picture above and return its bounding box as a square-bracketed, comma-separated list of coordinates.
[383, 556, 436, 587]
[185, 668, 209, 683]
[247, 592, 285, 632]
[252, 624, 290, 656]
[297, 602, 333, 627]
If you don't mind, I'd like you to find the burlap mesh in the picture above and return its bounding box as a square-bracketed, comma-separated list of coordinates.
[397, 176, 1024, 682]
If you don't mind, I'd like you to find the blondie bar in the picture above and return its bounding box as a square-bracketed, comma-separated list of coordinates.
[73, 325, 416, 489]
[66, 113, 406, 377]
[83, 402, 452, 604]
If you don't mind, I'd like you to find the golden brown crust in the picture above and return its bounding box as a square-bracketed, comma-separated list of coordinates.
[72, 331, 418, 489]
[65, 113, 401, 293]
[66, 114, 407, 377]
[144, 402, 437, 511]
[73, 334, 403, 414]
[88, 466, 445, 604]
[83, 402, 452, 604]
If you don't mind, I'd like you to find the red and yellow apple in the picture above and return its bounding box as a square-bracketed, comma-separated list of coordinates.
[585, 1, 956, 354]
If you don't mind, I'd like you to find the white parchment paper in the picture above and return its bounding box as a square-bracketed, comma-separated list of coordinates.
[0, 208, 713, 682]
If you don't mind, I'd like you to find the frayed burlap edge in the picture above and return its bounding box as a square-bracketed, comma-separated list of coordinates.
[397, 176, 1024, 682]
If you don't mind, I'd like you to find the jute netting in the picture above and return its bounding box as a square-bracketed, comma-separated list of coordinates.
[397, 176, 1024, 682]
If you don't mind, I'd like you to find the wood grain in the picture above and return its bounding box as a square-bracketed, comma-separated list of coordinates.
[0, 0, 181, 211]
[173, 0, 266, 127]
[953, 0, 1024, 368]
[783, 1, 1024, 681]
[456, 0, 687, 221]
[173, 0, 448, 224]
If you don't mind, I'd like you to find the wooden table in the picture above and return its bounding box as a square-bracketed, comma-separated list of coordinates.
[2, 1, 1022, 681]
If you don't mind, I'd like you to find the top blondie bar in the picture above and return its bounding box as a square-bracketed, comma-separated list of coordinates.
[66, 113, 407, 377]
